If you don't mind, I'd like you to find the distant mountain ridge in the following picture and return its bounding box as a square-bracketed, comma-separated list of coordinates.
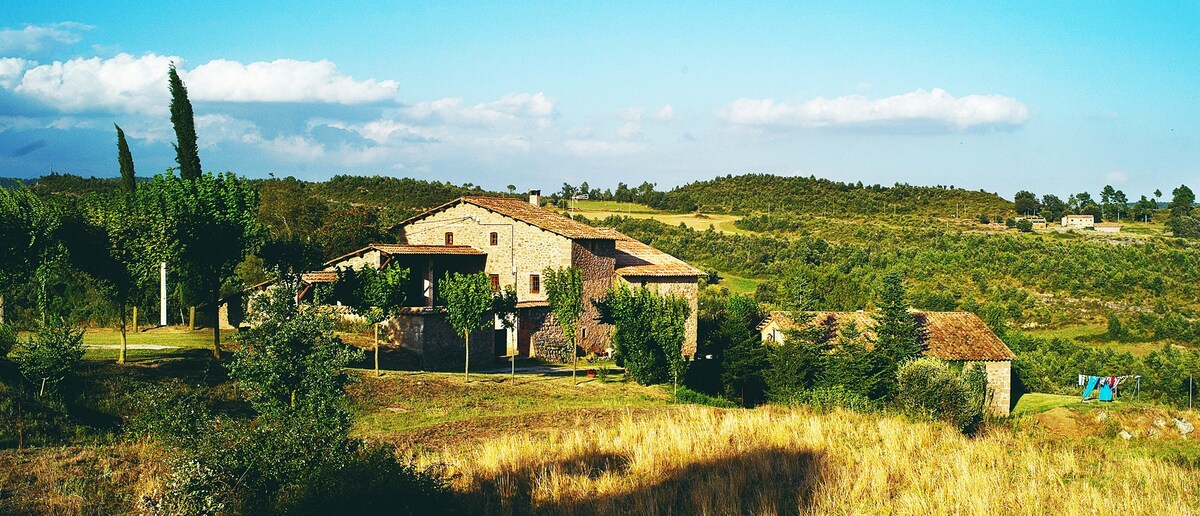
[648, 173, 1014, 217]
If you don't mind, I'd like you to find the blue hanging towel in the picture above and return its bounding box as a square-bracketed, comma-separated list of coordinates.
[1082, 376, 1100, 399]
[1099, 379, 1114, 402]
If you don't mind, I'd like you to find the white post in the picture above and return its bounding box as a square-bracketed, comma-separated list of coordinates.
[160, 262, 168, 326]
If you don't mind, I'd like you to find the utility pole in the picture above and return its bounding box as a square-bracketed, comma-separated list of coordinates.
[160, 262, 167, 326]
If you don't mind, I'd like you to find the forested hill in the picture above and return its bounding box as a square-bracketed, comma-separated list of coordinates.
[648, 174, 1014, 217]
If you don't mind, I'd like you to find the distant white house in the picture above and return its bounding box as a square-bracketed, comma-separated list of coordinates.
[1061, 214, 1095, 229]
[1015, 216, 1047, 228]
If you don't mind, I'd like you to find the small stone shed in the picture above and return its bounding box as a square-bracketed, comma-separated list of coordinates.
[758, 310, 1016, 415]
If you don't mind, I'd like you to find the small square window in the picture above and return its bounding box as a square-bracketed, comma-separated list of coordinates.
[445, 232, 454, 245]
[489, 274, 500, 292]
[490, 232, 498, 246]
[530, 274, 540, 294]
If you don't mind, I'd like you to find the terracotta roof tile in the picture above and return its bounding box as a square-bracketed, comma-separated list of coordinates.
[598, 228, 706, 278]
[324, 243, 484, 266]
[395, 196, 615, 240]
[760, 310, 1014, 361]
[300, 271, 339, 284]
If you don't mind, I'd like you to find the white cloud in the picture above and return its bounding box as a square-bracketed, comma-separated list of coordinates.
[0, 57, 31, 88]
[655, 105, 675, 122]
[617, 122, 643, 140]
[0, 22, 92, 55]
[329, 119, 438, 144]
[621, 107, 645, 121]
[403, 92, 556, 126]
[13, 53, 177, 114]
[3, 53, 401, 115]
[249, 134, 326, 161]
[717, 88, 1029, 131]
[186, 59, 398, 103]
[563, 139, 646, 157]
[195, 114, 261, 147]
[1106, 171, 1129, 183]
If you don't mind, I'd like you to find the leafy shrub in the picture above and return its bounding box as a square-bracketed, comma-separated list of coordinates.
[0, 323, 15, 357]
[786, 386, 879, 413]
[673, 386, 737, 408]
[598, 285, 689, 386]
[16, 321, 84, 396]
[893, 358, 987, 434]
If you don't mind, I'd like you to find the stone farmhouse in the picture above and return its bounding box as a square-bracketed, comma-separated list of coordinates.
[1061, 214, 1095, 229]
[758, 310, 1016, 415]
[226, 193, 704, 370]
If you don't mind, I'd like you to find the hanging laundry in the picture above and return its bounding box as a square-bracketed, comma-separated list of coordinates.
[1099, 381, 1114, 402]
[1082, 376, 1100, 399]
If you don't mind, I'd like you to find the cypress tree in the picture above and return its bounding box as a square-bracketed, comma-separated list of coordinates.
[168, 63, 202, 180]
[115, 124, 136, 194]
[871, 271, 922, 397]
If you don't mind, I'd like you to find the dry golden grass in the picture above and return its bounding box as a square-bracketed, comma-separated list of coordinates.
[0, 442, 168, 515]
[425, 405, 1200, 515]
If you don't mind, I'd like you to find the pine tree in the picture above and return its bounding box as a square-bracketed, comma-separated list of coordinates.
[115, 124, 136, 194]
[871, 271, 922, 397]
[168, 63, 202, 180]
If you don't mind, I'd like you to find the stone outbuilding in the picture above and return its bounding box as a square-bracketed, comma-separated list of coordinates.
[1061, 214, 1095, 229]
[758, 310, 1016, 415]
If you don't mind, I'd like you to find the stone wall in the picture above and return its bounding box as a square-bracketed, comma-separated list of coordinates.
[399, 202, 572, 305]
[620, 276, 700, 356]
[964, 360, 1012, 416]
[384, 311, 494, 371]
[520, 307, 572, 362]
[572, 239, 615, 353]
[322, 249, 383, 271]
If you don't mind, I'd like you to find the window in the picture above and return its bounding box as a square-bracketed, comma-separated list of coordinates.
[489, 274, 500, 292]
[444, 232, 454, 245]
[489, 232, 498, 246]
[530, 274, 540, 294]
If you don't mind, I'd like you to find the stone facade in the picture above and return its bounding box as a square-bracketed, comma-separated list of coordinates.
[384, 311, 494, 371]
[619, 276, 700, 356]
[572, 239, 616, 353]
[964, 360, 1012, 416]
[520, 307, 572, 362]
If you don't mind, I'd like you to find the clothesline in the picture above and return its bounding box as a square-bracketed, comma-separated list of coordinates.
[1079, 374, 1141, 402]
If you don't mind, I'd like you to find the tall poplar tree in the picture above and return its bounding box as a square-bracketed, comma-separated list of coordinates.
[168, 63, 202, 180]
[115, 124, 136, 194]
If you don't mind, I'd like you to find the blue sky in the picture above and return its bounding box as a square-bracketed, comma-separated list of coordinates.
[0, 1, 1196, 198]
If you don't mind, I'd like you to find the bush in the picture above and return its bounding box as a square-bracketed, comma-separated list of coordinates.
[673, 386, 737, 408]
[0, 323, 15, 357]
[893, 358, 987, 434]
[787, 386, 879, 413]
[16, 321, 84, 396]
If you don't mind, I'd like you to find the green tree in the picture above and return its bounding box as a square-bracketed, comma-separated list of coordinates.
[0, 186, 62, 325]
[872, 271, 921, 398]
[139, 172, 260, 359]
[16, 321, 84, 397]
[1169, 185, 1195, 218]
[544, 266, 584, 383]
[1013, 190, 1040, 216]
[598, 284, 689, 389]
[115, 124, 136, 195]
[333, 264, 409, 375]
[439, 271, 493, 382]
[168, 63, 202, 180]
[1040, 194, 1066, 222]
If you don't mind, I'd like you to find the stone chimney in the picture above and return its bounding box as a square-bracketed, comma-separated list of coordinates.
[528, 189, 541, 206]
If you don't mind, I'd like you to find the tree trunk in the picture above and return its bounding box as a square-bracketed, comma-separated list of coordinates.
[374, 324, 380, 376]
[132, 306, 138, 333]
[572, 339, 578, 385]
[189, 306, 196, 330]
[0, 293, 5, 325]
[212, 295, 221, 360]
[464, 332, 470, 383]
[118, 302, 127, 365]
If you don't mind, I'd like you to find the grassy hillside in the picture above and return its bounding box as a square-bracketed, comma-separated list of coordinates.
[650, 173, 1014, 217]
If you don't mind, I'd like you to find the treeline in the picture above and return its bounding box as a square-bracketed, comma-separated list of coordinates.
[639, 173, 1013, 216]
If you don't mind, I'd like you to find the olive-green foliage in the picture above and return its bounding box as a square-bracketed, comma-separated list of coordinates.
[439, 271, 494, 340]
[599, 215, 1200, 339]
[650, 173, 1012, 216]
[598, 284, 690, 386]
[872, 272, 922, 397]
[115, 124, 136, 195]
[764, 325, 826, 402]
[544, 266, 584, 352]
[15, 321, 84, 395]
[894, 358, 987, 434]
[333, 264, 409, 324]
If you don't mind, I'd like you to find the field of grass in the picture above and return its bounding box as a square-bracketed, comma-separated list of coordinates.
[421, 404, 1200, 513]
[1012, 392, 1081, 415]
[716, 272, 761, 296]
[567, 200, 754, 235]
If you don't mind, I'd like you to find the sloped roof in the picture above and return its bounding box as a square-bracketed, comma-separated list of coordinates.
[760, 310, 1015, 361]
[300, 271, 339, 284]
[324, 243, 484, 267]
[595, 228, 705, 277]
[394, 196, 615, 240]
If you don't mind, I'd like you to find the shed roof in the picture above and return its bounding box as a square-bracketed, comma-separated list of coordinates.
[595, 228, 706, 277]
[393, 196, 615, 240]
[760, 310, 1015, 361]
[323, 243, 484, 267]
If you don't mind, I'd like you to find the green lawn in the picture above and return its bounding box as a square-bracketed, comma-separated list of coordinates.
[79, 327, 228, 362]
[1026, 324, 1178, 356]
[571, 199, 661, 214]
[1012, 393, 1081, 416]
[717, 273, 762, 296]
